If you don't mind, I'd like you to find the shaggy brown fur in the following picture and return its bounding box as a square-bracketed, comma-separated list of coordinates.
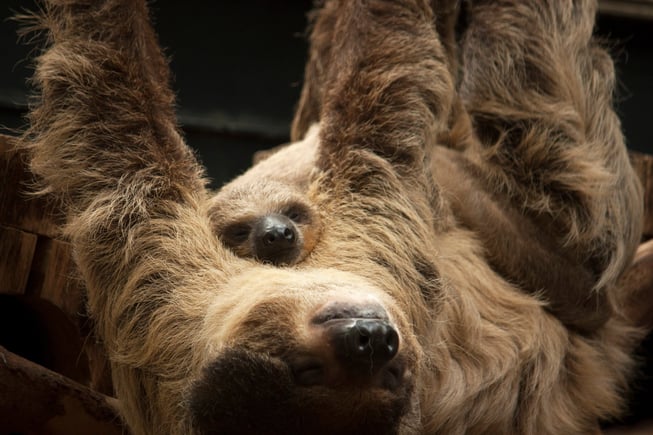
[19, 0, 644, 434]
[292, 0, 644, 334]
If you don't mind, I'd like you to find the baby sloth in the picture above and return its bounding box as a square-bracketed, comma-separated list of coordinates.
[209, 130, 321, 266]
[212, 188, 319, 266]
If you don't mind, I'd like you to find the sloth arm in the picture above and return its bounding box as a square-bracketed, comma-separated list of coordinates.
[432, 147, 611, 333]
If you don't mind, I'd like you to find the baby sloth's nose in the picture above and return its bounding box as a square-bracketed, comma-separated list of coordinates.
[257, 214, 296, 246]
[253, 214, 300, 265]
[292, 300, 404, 390]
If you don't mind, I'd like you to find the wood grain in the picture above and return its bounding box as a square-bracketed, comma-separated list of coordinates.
[0, 225, 37, 295]
[0, 135, 61, 238]
[631, 151, 653, 238]
[0, 345, 125, 435]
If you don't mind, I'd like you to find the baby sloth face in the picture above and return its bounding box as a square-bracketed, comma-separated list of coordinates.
[220, 202, 317, 266]
[209, 179, 321, 267]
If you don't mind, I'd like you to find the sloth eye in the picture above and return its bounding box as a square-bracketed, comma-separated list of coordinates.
[284, 204, 311, 224]
[221, 223, 251, 246]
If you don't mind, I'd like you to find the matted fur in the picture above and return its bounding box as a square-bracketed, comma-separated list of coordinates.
[19, 0, 644, 434]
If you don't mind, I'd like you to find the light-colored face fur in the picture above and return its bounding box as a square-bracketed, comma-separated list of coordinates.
[208, 127, 321, 265]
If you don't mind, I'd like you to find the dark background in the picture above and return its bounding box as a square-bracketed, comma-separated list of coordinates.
[1, 1, 652, 190]
[0, 0, 313, 189]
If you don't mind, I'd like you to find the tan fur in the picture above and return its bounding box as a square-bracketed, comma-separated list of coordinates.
[18, 0, 644, 434]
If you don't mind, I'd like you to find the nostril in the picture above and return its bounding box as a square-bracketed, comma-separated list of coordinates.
[262, 226, 295, 247]
[264, 232, 277, 245]
[283, 227, 295, 241]
[349, 319, 399, 363]
[257, 215, 297, 247]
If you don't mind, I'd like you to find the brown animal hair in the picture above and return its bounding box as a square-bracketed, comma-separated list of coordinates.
[293, 0, 644, 334]
[19, 0, 644, 434]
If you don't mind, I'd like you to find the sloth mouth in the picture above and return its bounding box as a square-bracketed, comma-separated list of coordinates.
[290, 355, 406, 390]
[291, 357, 324, 386]
[254, 245, 301, 266]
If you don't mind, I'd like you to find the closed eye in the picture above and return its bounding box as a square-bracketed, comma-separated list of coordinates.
[284, 204, 312, 224]
[221, 222, 252, 247]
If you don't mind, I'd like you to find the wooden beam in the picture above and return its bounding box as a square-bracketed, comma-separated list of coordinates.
[619, 239, 653, 331]
[0, 135, 61, 238]
[600, 0, 653, 20]
[0, 225, 37, 294]
[631, 151, 653, 238]
[0, 345, 126, 435]
[27, 237, 84, 318]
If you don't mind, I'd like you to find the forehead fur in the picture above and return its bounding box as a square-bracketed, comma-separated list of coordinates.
[209, 127, 320, 224]
[210, 179, 312, 223]
[232, 125, 319, 188]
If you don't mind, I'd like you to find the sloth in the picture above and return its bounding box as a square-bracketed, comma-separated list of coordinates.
[20, 0, 645, 433]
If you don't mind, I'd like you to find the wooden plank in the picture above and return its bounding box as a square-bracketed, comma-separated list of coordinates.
[0, 345, 126, 435]
[619, 239, 653, 331]
[26, 237, 84, 319]
[605, 419, 653, 435]
[600, 0, 653, 20]
[0, 225, 37, 295]
[0, 135, 61, 238]
[630, 151, 653, 238]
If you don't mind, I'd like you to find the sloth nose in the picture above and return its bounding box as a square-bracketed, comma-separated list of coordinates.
[329, 318, 399, 366]
[253, 214, 298, 265]
[291, 301, 404, 389]
[311, 301, 399, 367]
[258, 214, 296, 246]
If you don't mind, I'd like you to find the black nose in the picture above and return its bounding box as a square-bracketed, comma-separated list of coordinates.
[292, 301, 404, 390]
[261, 215, 296, 245]
[253, 214, 299, 265]
[311, 301, 399, 368]
[330, 319, 399, 367]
